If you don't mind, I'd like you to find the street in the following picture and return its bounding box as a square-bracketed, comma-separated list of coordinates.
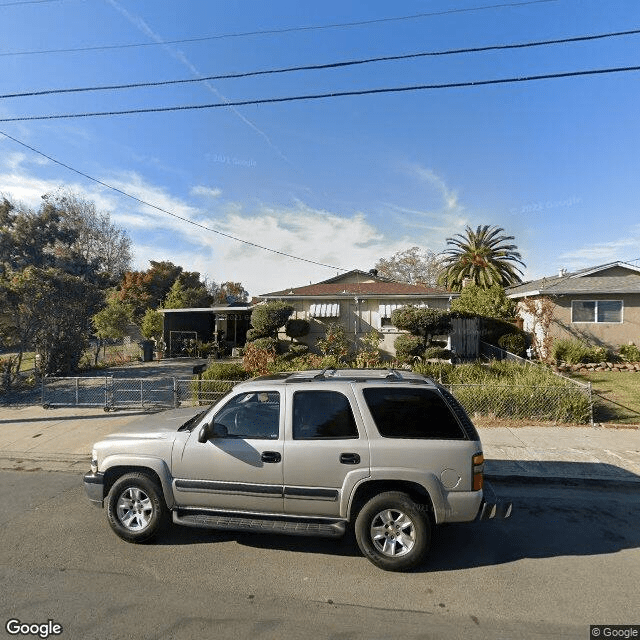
[1, 470, 638, 640]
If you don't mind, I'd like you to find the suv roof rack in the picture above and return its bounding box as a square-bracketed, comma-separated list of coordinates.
[277, 369, 435, 385]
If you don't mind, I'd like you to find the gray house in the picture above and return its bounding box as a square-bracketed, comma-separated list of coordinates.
[507, 261, 640, 351]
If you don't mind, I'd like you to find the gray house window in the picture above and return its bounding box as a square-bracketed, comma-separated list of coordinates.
[571, 300, 622, 323]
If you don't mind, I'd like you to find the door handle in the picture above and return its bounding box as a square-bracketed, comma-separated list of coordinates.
[261, 451, 281, 463]
[340, 453, 360, 465]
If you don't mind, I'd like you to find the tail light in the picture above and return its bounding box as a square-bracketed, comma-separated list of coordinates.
[472, 453, 484, 491]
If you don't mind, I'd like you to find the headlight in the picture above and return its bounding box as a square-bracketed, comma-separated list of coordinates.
[90, 449, 98, 473]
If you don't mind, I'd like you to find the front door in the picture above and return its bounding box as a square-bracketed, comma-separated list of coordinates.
[172, 389, 284, 513]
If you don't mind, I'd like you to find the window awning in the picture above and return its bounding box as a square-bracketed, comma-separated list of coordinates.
[309, 303, 341, 318]
[379, 303, 429, 318]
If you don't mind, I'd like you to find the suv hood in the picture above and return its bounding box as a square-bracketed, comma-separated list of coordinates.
[100, 406, 206, 441]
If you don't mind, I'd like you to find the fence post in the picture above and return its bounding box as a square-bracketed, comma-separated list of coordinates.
[588, 381, 594, 426]
[173, 377, 179, 408]
[41, 376, 45, 407]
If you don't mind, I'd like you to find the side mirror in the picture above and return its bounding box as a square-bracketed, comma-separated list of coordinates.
[197, 422, 228, 443]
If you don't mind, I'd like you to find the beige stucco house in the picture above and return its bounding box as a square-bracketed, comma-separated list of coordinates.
[259, 269, 458, 357]
[507, 262, 640, 352]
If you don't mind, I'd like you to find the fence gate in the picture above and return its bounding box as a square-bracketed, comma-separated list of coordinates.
[450, 317, 480, 360]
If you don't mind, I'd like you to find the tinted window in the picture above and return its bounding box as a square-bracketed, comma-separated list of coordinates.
[363, 387, 465, 440]
[293, 391, 358, 439]
[214, 391, 280, 439]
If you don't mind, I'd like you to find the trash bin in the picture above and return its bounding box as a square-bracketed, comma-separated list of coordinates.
[141, 340, 154, 362]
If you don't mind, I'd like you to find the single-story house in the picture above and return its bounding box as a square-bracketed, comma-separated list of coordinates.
[160, 305, 253, 356]
[507, 261, 640, 352]
[259, 269, 458, 357]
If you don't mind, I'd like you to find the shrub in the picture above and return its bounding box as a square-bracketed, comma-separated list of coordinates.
[285, 319, 310, 341]
[249, 302, 294, 340]
[201, 362, 249, 381]
[394, 334, 425, 363]
[619, 343, 640, 362]
[250, 337, 279, 352]
[391, 307, 452, 338]
[552, 339, 611, 364]
[286, 343, 309, 358]
[242, 341, 277, 377]
[317, 323, 350, 362]
[498, 333, 527, 357]
[424, 347, 453, 360]
[354, 330, 383, 368]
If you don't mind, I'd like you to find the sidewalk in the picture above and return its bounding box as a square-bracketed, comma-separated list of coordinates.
[0, 404, 638, 485]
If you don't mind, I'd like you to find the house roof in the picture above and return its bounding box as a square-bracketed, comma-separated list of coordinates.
[507, 262, 640, 298]
[260, 269, 455, 299]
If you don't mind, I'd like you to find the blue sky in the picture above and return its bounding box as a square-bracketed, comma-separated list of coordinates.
[1, 0, 639, 296]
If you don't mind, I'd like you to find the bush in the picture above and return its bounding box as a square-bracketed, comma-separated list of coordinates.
[249, 302, 294, 340]
[285, 343, 309, 358]
[250, 337, 279, 352]
[242, 341, 277, 376]
[619, 343, 640, 362]
[201, 362, 249, 381]
[424, 347, 453, 360]
[394, 334, 425, 363]
[498, 333, 527, 357]
[552, 339, 611, 364]
[391, 307, 452, 337]
[285, 319, 310, 341]
[317, 323, 350, 362]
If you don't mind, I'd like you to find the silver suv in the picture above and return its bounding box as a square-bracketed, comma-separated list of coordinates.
[84, 369, 511, 571]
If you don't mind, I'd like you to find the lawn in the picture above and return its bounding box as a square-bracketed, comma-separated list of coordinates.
[571, 370, 640, 425]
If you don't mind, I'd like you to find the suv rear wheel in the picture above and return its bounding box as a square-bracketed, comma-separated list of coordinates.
[354, 491, 430, 571]
[106, 473, 168, 543]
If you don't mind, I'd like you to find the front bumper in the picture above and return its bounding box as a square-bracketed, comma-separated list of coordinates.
[477, 480, 513, 521]
[83, 471, 105, 507]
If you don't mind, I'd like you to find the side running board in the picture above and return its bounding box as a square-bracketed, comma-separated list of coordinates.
[173, 509, 346, 538]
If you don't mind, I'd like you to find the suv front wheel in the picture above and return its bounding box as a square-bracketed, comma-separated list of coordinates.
[106, 473, 168, 543]
[354, 491, 431, 571]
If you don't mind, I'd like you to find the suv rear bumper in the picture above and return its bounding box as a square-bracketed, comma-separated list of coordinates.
[83, 471, 105, 507]
[477, 481, 512, 521]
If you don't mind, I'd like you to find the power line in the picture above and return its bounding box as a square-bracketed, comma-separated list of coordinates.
[0, 0, 558, 56]
[1, 65, 638, 122]
[0, 129, 348, 272]
[3, 28, 639, 100]
[0, 0, 69, 6]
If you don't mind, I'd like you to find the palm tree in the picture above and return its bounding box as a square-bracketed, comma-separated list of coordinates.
[438, 225, 525, 290]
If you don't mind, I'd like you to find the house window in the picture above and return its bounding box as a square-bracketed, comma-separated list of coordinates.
[378, 303, 429, 329]
[571, 300, 622, 323]
[309, 303, 340, 318]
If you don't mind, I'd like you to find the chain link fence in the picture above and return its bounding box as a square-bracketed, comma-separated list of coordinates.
[445, 383, 593, 425]
[39, 375, 593, 424]
[41, 377, 240, 410]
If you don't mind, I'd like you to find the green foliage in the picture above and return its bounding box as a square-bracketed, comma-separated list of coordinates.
[394, 334, 426, 363]
[286, 343, 309, 357]
[480, 316, 527, 349]
[140, 308, 164, 341]
[92, 300, 131, 340]
[250, 337, 279, 352]
[285, 318, 310, 341]
[552, 339, 611, 365]
[450, 284, 516, 319]
[163, 277, 212, 309]
[354, 330, 383, 368]
[249, 302, 294, 340]
[438, 224, 526, 291]
[201, 361, 249, 381]
[316, 322, 350, 362]
[424, 347, 453, 360]
[618, 343, 640, 362]
[390, 306, 452, 338]
[498, 332, 527, 357]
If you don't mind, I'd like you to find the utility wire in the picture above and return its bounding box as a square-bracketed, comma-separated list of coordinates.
[0, 0, 557, 56]
[0, 129, 348, 272]
[3, 28, 638, 100]
[1, 65, 638, 122]
[0, 0, 68, 6]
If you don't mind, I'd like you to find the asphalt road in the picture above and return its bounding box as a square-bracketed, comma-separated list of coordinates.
[1, 471, 638, 640]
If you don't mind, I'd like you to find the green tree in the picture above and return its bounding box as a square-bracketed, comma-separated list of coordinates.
[163, 277, 212, 309]
[449, 284, 516, 319]
[214, 281, 249, 305]
[317, 322, 350, 363]
[438, 225, 525, 291]
[140, 309, 164, 342]
[391, 306, 452, 361]
[92, 300, 132, 365]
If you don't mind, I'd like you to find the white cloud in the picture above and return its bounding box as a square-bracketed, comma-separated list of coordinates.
[191, 185, 222, 199]
[558, 234, 640, 271]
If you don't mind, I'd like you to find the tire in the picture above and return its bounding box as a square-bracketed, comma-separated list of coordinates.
[106, 473, 168, 543]
[354, 491, 431, 572]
